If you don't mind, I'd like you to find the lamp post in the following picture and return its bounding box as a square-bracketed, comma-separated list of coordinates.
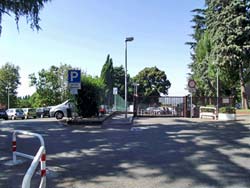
[213, 62, 219, 116]
[125, 37, 134, 118]
[5, 85, 10, 109]
[133, 83, 139, 96]
[133, 83, 139, 117]
[216, 66, 219, 116]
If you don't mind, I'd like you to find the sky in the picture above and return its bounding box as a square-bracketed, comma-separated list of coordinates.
[0, 0, 205, 97]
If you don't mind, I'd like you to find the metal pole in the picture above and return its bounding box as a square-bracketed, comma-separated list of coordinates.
[190, 92, 193, 118]
[125, 41, 128, 119]
[114, 94, 117, 111]
[7, 88, 9, 109]
[216, 67, 219, 116]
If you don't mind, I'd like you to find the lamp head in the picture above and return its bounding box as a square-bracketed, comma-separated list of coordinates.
[125, 37, 134, 42]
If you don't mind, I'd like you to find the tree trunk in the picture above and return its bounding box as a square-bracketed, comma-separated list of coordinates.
[239, 63, 249, 109]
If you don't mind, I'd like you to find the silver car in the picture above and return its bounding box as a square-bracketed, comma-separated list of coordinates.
[6, 108, 25, 120]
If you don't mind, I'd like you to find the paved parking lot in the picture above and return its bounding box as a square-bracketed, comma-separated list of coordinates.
[1, 116, 250, 188]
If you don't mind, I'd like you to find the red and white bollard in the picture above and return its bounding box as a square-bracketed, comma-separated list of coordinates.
[12, 136, 17, 163]
[40, 152, 46, 177]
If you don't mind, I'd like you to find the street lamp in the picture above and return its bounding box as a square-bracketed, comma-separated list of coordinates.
[125, 37, 134, 119]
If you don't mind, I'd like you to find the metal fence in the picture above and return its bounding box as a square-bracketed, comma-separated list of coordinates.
[103, 93, 235, 118]
[134, 95, 235, 118]
[135, 96, 186, 117]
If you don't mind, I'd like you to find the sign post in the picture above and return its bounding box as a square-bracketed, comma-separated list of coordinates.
[188, 80, 196, 118]
[113, 87, 118, 111]
[68, 70, 81, 95]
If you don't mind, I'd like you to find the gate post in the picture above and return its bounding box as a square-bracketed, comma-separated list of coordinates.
[133, 95, 138, 117]
[183, 96, 188, 117]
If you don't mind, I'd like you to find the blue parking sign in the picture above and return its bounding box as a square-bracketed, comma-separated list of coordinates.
[68, 70, 81, 83]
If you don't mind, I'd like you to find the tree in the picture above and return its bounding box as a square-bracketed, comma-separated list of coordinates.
[187, 2, 248, 107]
[0, 0, 51, 35]
[113, 66, 125, 96]
[186, 8, 214, 96]
[75, 74, 104, 117]
[189, 31, 216, 96]
[206, 0, 250, 109]
[17, 95, 32, 108]
[133, 67, 171, 97]
[113, 65, 133, 102]
[0, 63, 20, 108]
[29, 63, 72, 106]
[100, 55, 114, 107]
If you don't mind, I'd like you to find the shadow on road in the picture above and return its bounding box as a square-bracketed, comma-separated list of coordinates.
[1, 118, 250, 187]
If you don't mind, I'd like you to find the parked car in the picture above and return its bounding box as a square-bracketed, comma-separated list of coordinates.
[22, 108, 37, 119]
[36, 107, 51, 118]
[99, 105, 107, 115]
[0, 109, 8, 120]
[49, 100, 73, 119]
[6, 108, 25, 120]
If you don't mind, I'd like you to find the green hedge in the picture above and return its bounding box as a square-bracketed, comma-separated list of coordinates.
[219, 107, 236, 114]
[200, 106, 216, 113]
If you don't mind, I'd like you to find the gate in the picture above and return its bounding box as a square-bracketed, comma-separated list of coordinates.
[134, 95, 234, 118]
[135, 96, 187, 117]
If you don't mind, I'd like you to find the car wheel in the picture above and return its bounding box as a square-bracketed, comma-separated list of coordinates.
[55, 112, 64, 120]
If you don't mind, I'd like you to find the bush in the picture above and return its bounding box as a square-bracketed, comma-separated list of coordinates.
[75, 75, 104, 117]
[219, 106, 236, 114]
[200, 106, 216, 112]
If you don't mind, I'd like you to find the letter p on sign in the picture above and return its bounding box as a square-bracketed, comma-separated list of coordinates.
[68, 70, 81, 83]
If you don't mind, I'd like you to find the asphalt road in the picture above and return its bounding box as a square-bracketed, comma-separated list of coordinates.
[1, 116, 250, 188]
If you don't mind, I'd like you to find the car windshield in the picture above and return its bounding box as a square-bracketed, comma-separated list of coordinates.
[16, 109, 23, 113]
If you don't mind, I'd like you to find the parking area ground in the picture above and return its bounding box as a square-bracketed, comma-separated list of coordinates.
[1, 116, 250, 188]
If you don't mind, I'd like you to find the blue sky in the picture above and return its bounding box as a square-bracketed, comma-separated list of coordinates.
[0, 0, 205, 96]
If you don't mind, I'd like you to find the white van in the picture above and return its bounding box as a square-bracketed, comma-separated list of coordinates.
[49, 100, 73, 119]
[6, 108, 25, 120]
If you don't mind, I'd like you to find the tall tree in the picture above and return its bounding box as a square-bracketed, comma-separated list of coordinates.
[113, 66, 125, 97]
[133, 67, 171, 97]
[75, 74, 104, 117]
[100, 55, 114, 107]
[207, 0, 250, 109]
[0, 63, 20, 108]
[113, 65, 133, 102]
[0, 0, 51, 35]
[29, 63, 72, 106]
[186, 8, 213, 96]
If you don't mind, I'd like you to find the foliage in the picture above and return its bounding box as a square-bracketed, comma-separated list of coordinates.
[200, 106, 216, 113]
[133, 66, 171, 97]
[219, 106, 236, 114]
[113, 65, 133, 102]
[206, 0, 250, 109]
[29, 63, 72, 106]
[187, 1, 250, 109]
[0, 63, 20, 108]
[17, 95, 32, 108]
[75, 74, 104, 117]
[113, 66, 125, 97]
[0, 0, 51, 35]
[100, 55, 114, 107]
